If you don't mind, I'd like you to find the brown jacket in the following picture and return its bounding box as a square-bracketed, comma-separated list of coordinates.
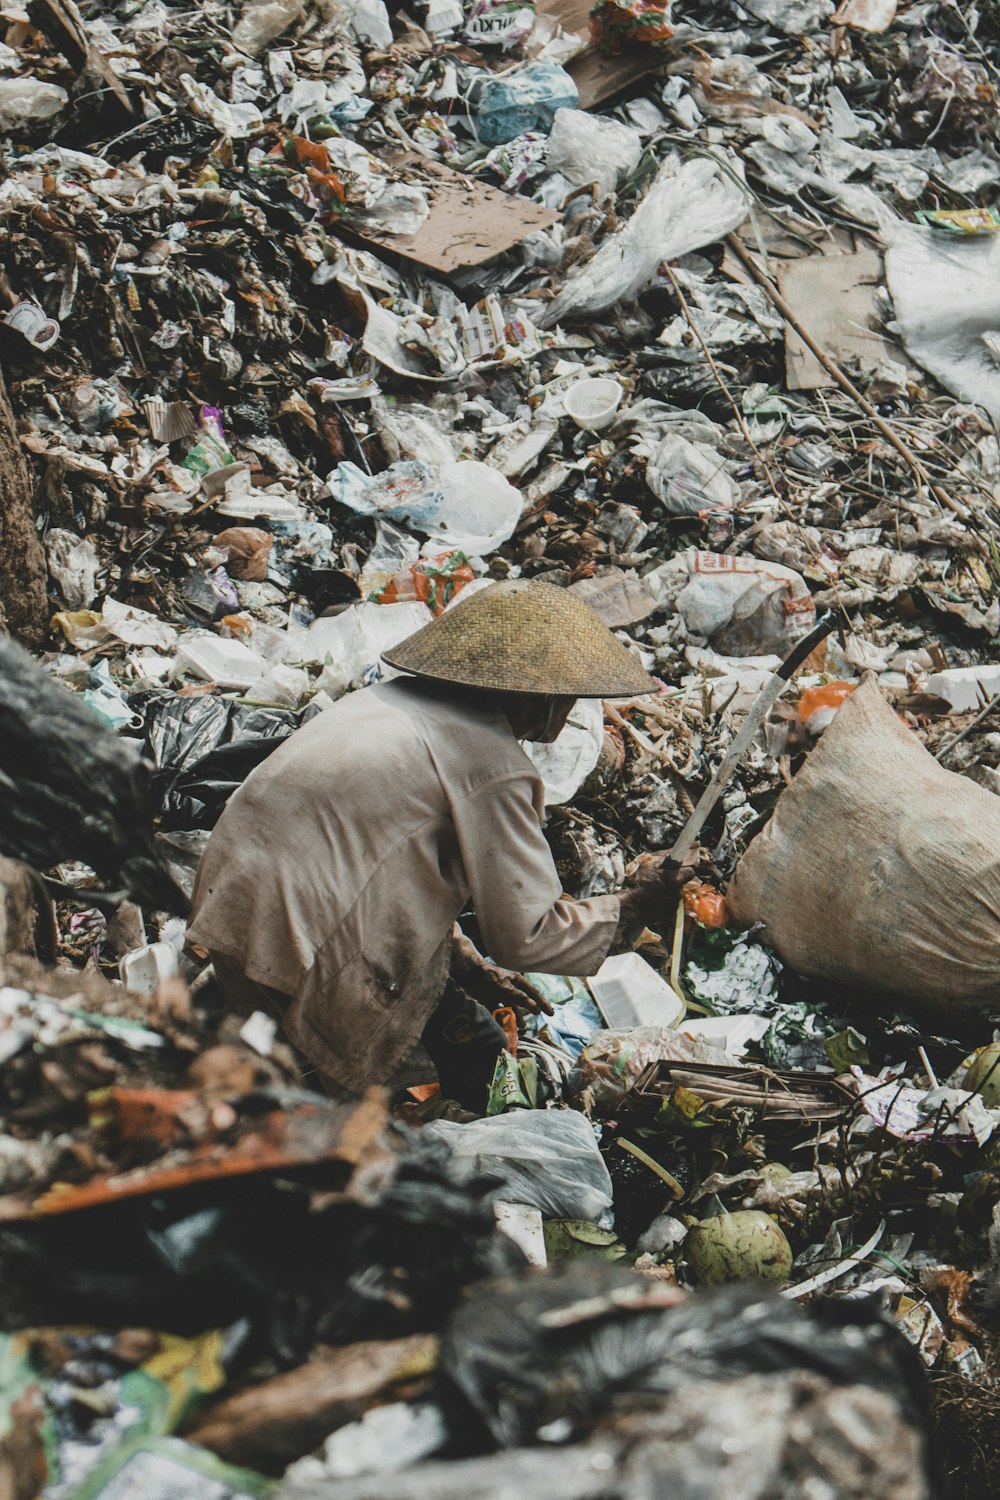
[187, 678, 618, 1089]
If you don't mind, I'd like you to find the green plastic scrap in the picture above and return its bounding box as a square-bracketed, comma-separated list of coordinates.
[69, 1436, 275, 1500]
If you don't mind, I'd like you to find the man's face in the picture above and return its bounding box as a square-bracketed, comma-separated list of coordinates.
[531, 696, 577, 744]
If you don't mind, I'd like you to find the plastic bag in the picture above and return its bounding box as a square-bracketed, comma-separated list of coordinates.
[470, 64, 578, 147]
[885, 221, 1000, 424]
[465, 0, 536, 49]
[426, 462, 522, 556]
[569, 1027, 732, 1112]
[422, 1111, 613, 1221]
[727, 675, 1000, 1016]
[544, 109, 642, 196]
[0, 77, 67, 128]
[305, 601, 432, 694]
[440, 1265, 934, 1450]
[143, 694, 315, 829]
[233, 0, 305, 55]
[0, 636, 185, 912]
[541, 156, 747, 327]
[644, 549, 815, 657]
[44, 529, 98, 609]
[215, 527, 273, 582]
[328, 460, 444, 530]
[645, 433, 739, 515]
[523, 699, 604, 805]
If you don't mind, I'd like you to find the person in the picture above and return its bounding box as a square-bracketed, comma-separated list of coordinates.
[186, 580, 694, 1109]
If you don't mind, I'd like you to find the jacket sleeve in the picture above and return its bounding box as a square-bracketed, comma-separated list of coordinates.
[451, 771, 619, 975]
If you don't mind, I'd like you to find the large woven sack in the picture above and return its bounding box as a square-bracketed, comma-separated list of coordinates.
[726, 675, 1000, 1014]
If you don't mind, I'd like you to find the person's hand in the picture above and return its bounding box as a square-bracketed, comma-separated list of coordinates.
[462, 960, 555, 1016]
[615, 852, 699, 937]
[450, 929, 554, 1015]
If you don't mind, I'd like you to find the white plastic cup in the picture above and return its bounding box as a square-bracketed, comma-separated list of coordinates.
[120, 942, 177, 996]
[563, 377, 623, 432]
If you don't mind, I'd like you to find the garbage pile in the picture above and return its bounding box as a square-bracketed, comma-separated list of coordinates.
[5, 0, 1000, 1491]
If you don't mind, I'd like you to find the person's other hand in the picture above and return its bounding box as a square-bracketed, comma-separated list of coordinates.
[460, 954, 555, 1016]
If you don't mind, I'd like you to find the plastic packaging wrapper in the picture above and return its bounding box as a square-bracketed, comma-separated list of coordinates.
[469, 64, 578, 147]
[728, 676, 1000, 1015]
[541, 156, 747, 326]
[644, 433, 739, 515]
[422, 1111, 613, 1221]
[645, 549, 815, 656]
[589, 0, 673, 56]
[377, 552, 477, 616]
[0, 637, 185, 912]
[568, 1027, 733, 1112]
[183, 407, 235, 480]
[143, 695, 315, 830]
[465, 0, 537, 49]
[544, 109, 642, 196]
[0, 1325, 233, 1496]
[885, 222, 1000, 424]
[915, 207, 1000, 234]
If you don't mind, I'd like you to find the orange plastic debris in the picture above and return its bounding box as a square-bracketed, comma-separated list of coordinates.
[797, 681, 855, 733]
[683, 882, 729, 929]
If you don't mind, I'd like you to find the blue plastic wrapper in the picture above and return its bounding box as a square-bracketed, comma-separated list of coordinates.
[470, 64, 578, 146]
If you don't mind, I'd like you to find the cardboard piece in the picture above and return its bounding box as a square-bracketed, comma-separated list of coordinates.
[342, 153, 557, 276]
[777, 249, 898, 390]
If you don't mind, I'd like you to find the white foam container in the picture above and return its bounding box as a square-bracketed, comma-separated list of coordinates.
[120, 942, 177, 996]
[176, 634, 266, 690]
[587, 951, 683, 1030]
[676, 1013, 770, 1057]
[927, 664, 1000, 714]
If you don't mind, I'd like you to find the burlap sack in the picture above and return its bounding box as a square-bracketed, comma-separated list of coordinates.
[726, 675, 1000, 1014]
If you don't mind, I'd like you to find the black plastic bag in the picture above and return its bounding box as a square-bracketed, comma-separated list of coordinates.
[0, 1119, 524, 1365]
[0, 636, 186, 911]
[142, 695, 317, 829]
[439, 1263, 935, 1449]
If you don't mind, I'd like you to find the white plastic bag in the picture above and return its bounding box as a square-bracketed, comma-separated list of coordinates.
[423, 1110, 613, 1221]
[44, 530, 97, 610]
[524, 699, 604, 805]
[644, 549, 815, 657]
[233, 0, 304, 55]
[425, 461, 523, 556]
[0, 79, 67, 128]
[885, 223, 1000, 424]
[544, 109, 642, 197]
[645, 434, 738, 515]
[541, 155, 747, 327]
[305, 601, 432, 693]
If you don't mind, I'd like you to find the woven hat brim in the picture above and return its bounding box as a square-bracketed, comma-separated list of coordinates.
[381, 579, 658, 699]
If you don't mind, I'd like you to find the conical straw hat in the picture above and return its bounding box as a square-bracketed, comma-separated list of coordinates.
[382, 579, 656, 698]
